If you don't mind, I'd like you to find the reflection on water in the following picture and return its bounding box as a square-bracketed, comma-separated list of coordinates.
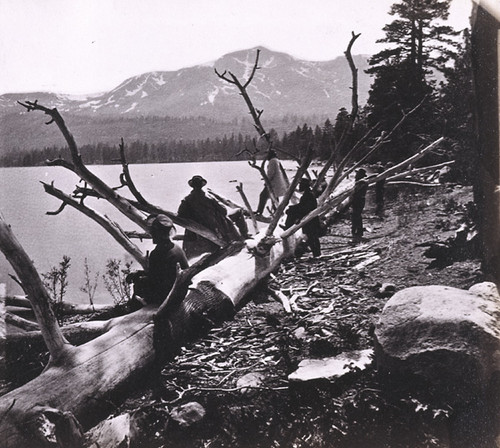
[0, 160, 296, 304]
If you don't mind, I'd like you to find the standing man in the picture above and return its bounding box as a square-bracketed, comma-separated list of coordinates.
[283, 178, 322, 257]
[351, 168, 368, 244]
[375, 163, 386, 218]
[255, 150, 289, 216]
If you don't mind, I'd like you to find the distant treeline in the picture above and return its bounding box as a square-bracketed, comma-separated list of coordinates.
[0, 119, 342, 167]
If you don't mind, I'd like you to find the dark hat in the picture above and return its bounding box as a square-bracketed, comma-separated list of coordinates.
[188, 175, 207, 189]
[267, 150, 277, 159]
[151, 214, 174, 232]
[299, 177, 311, 188]
[355, 168, 367, 180]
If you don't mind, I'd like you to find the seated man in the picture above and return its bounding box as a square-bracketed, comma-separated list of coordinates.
[128, 214, 189, 305]
[178, 175, 245, 260]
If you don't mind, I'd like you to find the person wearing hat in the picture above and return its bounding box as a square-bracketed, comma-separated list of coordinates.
[255, 150, 289, 216]
[351, 168, 368, 244]
[374, 163, 386, 218]
[178, 175, 241, 259]
[127, 214, 189, 305]
[282, 177, 322, 257]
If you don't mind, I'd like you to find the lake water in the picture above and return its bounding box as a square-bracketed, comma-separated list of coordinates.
[0, 160, 297, 304]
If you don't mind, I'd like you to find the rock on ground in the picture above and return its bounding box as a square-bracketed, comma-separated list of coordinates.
[85, 414, 130, 448]
[288, 349, 373, 383]
[374, 282, 500, 403]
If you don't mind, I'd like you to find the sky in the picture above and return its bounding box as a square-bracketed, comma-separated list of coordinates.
[0, 0, 473, 96]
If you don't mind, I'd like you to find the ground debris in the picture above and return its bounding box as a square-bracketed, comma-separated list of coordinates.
[117, 185, 481, 448]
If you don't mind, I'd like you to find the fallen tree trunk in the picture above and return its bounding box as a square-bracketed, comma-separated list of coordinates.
[6, 296, 115, 316]
[0, 230, 302, 447]
[0, 133, 445, 446]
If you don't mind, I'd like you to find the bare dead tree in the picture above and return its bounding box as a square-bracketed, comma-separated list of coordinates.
[41, 181, 148, 268]
[318, 95, 429, 204]
[17, 100, 228, 254]
[215, 50, 288, 211]
[0, 35, 453, 447]
[0, 217, 73, 364]
[281, 137, 445, 239]
[313, 32, 361, 190]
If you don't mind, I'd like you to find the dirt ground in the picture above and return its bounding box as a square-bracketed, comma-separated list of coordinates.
[116, 183, 484, 448]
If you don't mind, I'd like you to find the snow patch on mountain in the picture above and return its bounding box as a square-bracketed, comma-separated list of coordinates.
[79, 99, 102, 109]
[254, 89, 271, 100]
[294, 67, 315, 79]
[124, 102, 138, 113]
[153, 73, 166, 86]
[234, 55, 256, 80]
[220, 84, 236, 95]
[207, 86, 219, 104]
[126, 77, 148, 96]
[261, 56, 276, 69]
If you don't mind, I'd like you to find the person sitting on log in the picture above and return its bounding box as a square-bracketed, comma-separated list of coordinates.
[282, 178, 322, 257]
[127, 214, 189, 305]
[254, 150, 289, 216]
[178, 175, 247, 260]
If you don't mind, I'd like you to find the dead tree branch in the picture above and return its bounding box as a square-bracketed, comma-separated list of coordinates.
[18, 100, 148, 230]
[118, 138, 150, 205]
[42, 182, 148, 268]
[346, 31, 361, 121]
[282, 137, 446, 239]
[318, 95, 428, 204]
[215, 50, 293, 211]
[314, 32, 361, 190]
[235, 184, 258, 232]
[265, 145, 313, 237]
[19, 101, 225, 247]
[45, 158, 76, 172]
[0, 215, 72, 364]
[215, 50, 267, 141]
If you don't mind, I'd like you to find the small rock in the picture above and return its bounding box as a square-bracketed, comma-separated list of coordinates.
[293, 326, 307, 339]
[170, 402, 206, 428]
[288, 349, 373, 382]
[236, 372, 265, 393]
[85, 414, 130, 448]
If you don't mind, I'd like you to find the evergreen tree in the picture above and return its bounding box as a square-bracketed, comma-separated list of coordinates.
[366, 0, 460, 159]
[334, 108, 351, 143]
[319, 119, 335, 161]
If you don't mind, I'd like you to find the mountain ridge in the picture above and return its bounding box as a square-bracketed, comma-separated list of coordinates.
[0, 47, 373, 153]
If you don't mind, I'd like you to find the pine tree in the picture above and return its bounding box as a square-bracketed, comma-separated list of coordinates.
[366, 0, 460, 159]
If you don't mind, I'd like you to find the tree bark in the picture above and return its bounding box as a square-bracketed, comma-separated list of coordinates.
[0, 223, 302, 447]
[0, 218, 72, 364]
[471, 2, 500, 284]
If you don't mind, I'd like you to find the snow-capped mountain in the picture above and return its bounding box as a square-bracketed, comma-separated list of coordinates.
[1, 47, 371, 120]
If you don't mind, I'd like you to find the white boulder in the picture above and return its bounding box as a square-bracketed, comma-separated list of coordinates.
[374, 282, 500, 402]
